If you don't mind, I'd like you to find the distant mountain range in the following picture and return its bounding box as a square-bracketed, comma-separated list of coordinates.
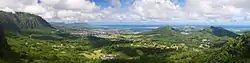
[141, 26, 239, 38]
[49, 22, 91, 29]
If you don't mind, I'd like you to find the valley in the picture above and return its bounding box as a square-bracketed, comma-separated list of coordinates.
[0, 11, 250, 63]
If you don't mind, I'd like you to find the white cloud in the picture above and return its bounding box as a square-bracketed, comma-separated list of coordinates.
[131, 0, 185, 20]
[39, 0, 60, 5]
[0, 0, 250, 21]
[0, 7, 15, 13]
[23, 5, 47, 14]
[184, 0, 246, 19]
[54, 0, 98, 10]
[129, 0, 250, 20]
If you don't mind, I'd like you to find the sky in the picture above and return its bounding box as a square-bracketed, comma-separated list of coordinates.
[0, 0, 250, 25]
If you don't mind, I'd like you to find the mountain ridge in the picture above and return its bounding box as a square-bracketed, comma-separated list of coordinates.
[0, 11, 54, 32]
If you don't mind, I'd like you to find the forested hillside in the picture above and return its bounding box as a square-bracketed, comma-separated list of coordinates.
[197, 32, 250, 63]
[0, 10, 249, 63]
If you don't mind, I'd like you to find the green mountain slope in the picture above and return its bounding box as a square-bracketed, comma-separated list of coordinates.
[197, 32, 250, 63]
[0, 11, 54, 32]
[0, 11, 57, 62]
[14, 12, 54, 29]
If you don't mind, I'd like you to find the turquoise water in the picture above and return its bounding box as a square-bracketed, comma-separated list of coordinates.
[90, 25, 165, 32]
[90, 25, 250, 32]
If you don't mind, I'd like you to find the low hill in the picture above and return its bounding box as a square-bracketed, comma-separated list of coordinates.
[142, 26, 239, 37]
[140, 26, 179, 35]
[201, 26, 239, 37]
[136, 26, 237, 48]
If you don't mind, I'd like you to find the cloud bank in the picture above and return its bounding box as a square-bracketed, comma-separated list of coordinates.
[0, 0, 250, 21]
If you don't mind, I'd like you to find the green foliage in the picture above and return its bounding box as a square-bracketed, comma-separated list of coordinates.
[2, 27, 249, 63]
[6, 34, 91, 63]
[0, 11, 248, 63]
[195, 32, 250, 63]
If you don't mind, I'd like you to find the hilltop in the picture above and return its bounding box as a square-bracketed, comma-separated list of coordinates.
[139, 26, 178, 34]
[201, 26, 239, 37]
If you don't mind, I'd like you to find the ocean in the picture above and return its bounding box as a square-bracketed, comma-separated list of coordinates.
[90, 25, 250, 32]
[90, 25, 165, 32]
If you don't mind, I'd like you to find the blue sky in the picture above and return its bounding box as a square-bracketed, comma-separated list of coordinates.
[84, 0, 249, 25]
[1, 0, 250, 25]
[83, 20, 250, 25]
[90, 0, 185, 8]
[90, 0, 135, 9]
[175, 0, 185, 7]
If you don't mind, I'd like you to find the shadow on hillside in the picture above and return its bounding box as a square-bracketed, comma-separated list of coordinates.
[30, 33, 80, 40]
[0, 26, 22, 63]
[87, 36, 132, 48]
